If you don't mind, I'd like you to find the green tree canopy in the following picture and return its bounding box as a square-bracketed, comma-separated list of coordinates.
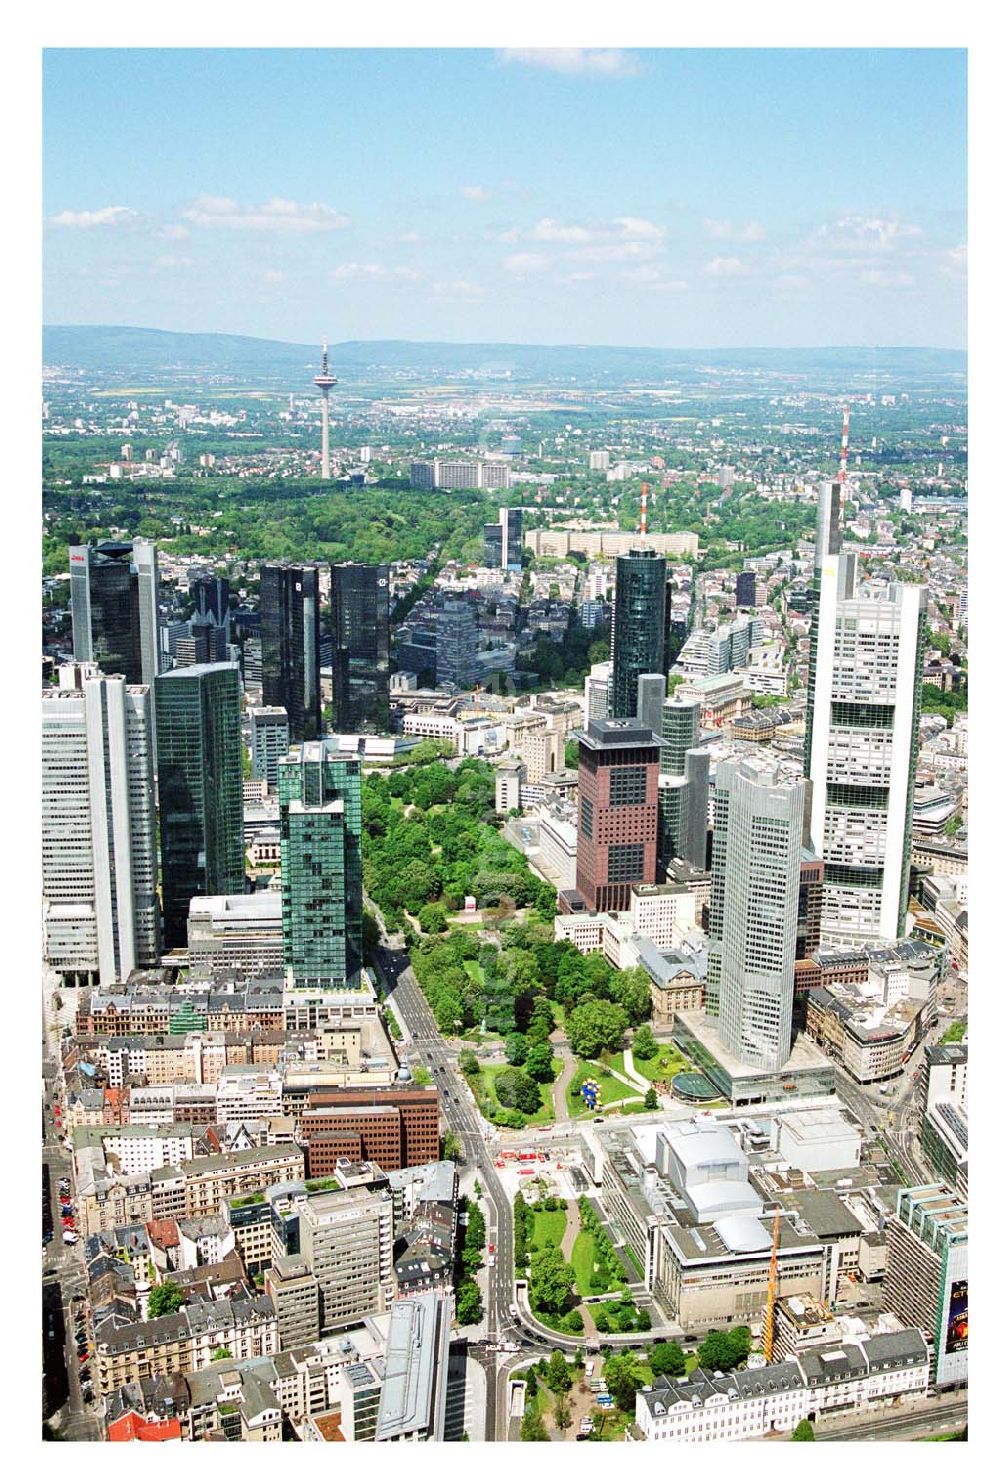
[649, 1341, 687, 1378]
[147, 1281, 183, 1318]
[495, 1067, 542, 1115]
[566, 999, 629, 1058]
[632, 1023, 658, 1060]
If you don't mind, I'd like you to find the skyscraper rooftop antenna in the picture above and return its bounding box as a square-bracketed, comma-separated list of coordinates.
[639, 482, 648, 545]
[837, 404, 851, 486]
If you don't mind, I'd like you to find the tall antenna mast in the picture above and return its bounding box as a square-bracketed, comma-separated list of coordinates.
[837, 404, 851, 487]
[639, 482, 648, 545]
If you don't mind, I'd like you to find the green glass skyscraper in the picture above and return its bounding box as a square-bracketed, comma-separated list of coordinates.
[610, 549, 671, 719]
[155, 663, 245, 948]
[278, 740, 363, 989]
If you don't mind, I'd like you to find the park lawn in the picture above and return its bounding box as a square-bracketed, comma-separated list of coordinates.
[470, 1062, 558, 1127]
[567, 1064, 641, 1118]
[629, 1043, 690, 1083]
[530, 1208, 567, 1251]
[940, 1019, 967, 1044]
[462, 960, 486, 986]
[570, 1229, 624, 1296]
[570, 1230, 597, 1294]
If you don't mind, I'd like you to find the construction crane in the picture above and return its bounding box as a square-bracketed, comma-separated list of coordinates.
[763, 1207, 782, 1362]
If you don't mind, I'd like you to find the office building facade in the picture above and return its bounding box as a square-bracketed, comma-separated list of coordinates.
[42, 667, 159, 985]
[155, 663, 244, 949]
[435, 600, 477, 688]
[715, 758, 806, 1071]
[575, 719, 660, 913]
[330, 562, 390, 733]
[735, 570, 757, 608]
[610, 549, 671, 719]
[70, 538, 160, 692]
[883, 1184, 967, 1387]
[656, 696, 708, 875]
[806, 551, 926, 946]
[299, 1188, 394, 1333]
[278, 740, 363, 989]
[249, 706, 290, 787]
[260, 563, 322, 742]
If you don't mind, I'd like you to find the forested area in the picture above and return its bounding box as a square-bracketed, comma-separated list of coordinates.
[41, 479, 494, 576]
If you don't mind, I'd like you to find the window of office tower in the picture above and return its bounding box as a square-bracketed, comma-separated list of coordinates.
[609, 765, 648, 807]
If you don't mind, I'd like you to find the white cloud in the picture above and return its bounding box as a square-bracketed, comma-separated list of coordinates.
[815, 214, 922, 254]
[151, 255, 193, 271]
[460, 185, 489, 201]
[264, 270, 287, 283]
[432, 279, 484, 300]
[47, 205, 138, 229]
[653, 279, 689, 293]
[330, 262, 387, 279]
[775, 273, 810, 290]
[703, 256, 748, 277]
[161, 223, 190, 240]
[571, 240, 658, 263]
[398, 230, 422, 243]
[503, 252, 548, 276]
[614, 216, 665, 241]
[181, 195, 349, 232]
[704, 218, 766, 242]
[533, 217, 593, 243]
[941, 244, 967, 278]
[497, 48, 643, 78]
[329, 264, 420, 282]
[860, 268, 917, 288]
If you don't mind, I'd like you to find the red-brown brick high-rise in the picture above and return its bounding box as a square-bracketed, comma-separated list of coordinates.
[573, 719, 660, 913]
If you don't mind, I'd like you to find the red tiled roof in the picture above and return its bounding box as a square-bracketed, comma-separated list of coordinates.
[108, 1412, 182, 1442]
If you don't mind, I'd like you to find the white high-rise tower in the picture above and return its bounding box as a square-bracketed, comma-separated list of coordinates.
[42, 666, 159, 985]
[806, 553, 926, 946]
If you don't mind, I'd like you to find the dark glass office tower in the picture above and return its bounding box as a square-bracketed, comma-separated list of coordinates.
[278, 740, 364, 989]
[735, 571, 757, 608]
[260, 564, 322, 742]
[155, 663, 245, 948]
[331, 562, 390, 733]
[70, 542, 142, 682]
[610, 549, 671, 720]
[483, 523, 503, 568]
[191, 574, 230, 632]
[502, 506, 523, 570]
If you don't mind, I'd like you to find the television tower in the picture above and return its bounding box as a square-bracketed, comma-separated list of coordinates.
[313, 338, 338, 480]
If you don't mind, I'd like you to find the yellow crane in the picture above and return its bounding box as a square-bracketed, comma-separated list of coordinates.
[763, 1208, 781, 1362]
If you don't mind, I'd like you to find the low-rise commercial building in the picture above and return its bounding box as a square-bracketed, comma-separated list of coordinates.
[632, 1330, 929, 1443]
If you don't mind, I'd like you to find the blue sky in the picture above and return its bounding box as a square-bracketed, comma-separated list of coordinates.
[42, 47, 967, 348]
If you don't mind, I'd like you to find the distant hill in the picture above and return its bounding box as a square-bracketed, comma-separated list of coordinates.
[42, 325, 967, 388]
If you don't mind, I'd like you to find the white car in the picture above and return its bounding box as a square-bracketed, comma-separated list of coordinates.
[62, 1230, 78, 1244]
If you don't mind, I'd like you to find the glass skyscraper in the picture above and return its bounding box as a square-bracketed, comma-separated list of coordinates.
[330, 562, 390, 733]
[70, 539, 160, 692]
[42, 666, 159, 985]
[715, 757, 806, 1072]
[610, 549, 671, 719]
[155, 663, 245, 948]
[260, 563, 322, 742]
[278, 740, 363, 989]
[805, 551, 926, 946]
